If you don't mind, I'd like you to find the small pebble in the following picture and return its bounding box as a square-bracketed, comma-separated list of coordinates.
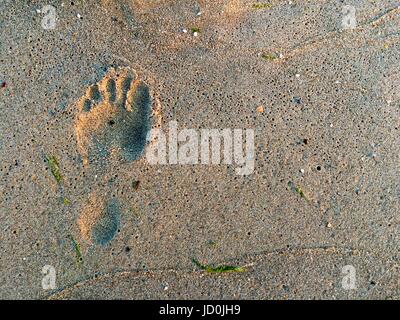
[132, 180, 141, 190]
[292, 97, 302, 104]
[256, 105, 264, 113]
[193, 32, 199, 37]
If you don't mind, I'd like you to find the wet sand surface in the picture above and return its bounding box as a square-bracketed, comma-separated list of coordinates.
[0, 0, 399, 299]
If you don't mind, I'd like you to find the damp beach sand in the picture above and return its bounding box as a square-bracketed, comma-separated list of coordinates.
[0, 0, 399, 299]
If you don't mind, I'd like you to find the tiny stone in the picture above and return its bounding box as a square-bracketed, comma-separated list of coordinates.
[132, 180, 141, 190]
[256, 105, 264, 113]
[292, 97, 301, 104]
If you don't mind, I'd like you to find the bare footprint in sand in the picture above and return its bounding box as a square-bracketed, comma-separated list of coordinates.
[75, 66, 152, 167]
[78, 191, 121, 246]
[74, 67, 153, 246]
